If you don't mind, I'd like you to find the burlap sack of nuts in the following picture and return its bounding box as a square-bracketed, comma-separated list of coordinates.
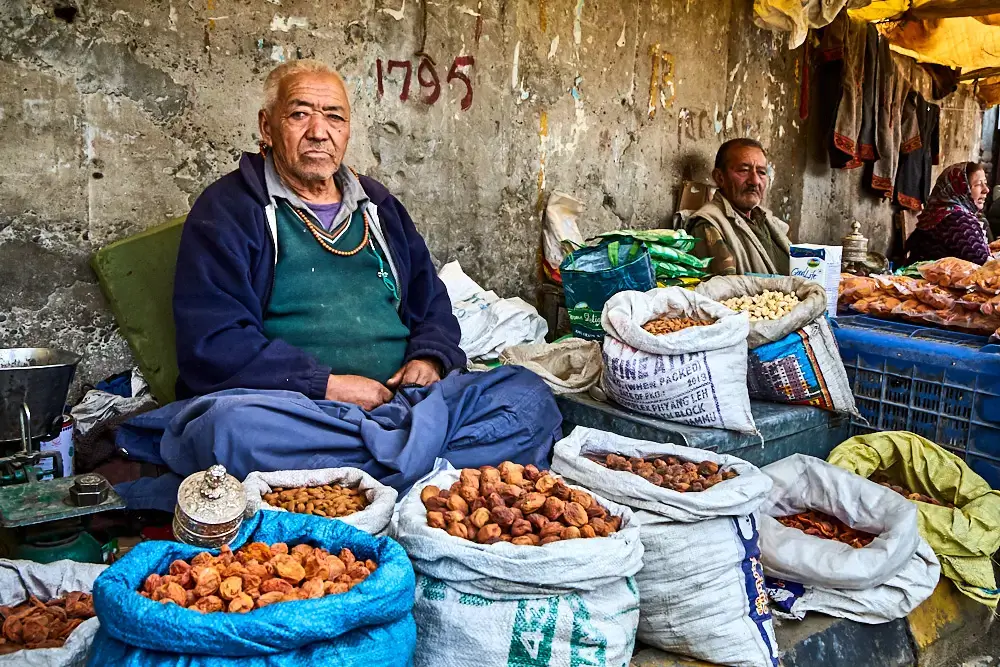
[243, 467, 397, 535]
[552, 427, 778, 667]
[391, 462, 644, 667]
[695, 276, 859, 415]
[600, 287, 757, 434]
[759, 455, 940, 624]
[0, 559, 107, 667]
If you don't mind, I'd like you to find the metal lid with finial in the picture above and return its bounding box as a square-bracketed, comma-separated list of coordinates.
[173, 465, 246, 547]
[842, 221, 869, 264]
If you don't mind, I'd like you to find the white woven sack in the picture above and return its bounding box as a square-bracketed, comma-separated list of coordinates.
[552, 427, 778, 667]
[392, 465, 644, 667]
[759, 455, 939, 623]
[0, 559, 107, 667]
[243, 467, 397, 535]
[765, 538, 939, 624]
[600, 288, 756, 434]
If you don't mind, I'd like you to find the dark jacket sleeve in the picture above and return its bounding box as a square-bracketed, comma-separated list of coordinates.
[383, 196, 466, 374]
[173, 194, 332, 399]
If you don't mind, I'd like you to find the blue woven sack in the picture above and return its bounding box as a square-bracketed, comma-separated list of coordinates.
[87, 510, 416, 667]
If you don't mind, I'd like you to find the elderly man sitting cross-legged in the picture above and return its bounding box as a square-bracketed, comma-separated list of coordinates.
[115, 60, 560, 510]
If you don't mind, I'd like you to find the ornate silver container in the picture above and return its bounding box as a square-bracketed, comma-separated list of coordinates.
[173, 465, 246, 548]
[842, 221, 869, 265]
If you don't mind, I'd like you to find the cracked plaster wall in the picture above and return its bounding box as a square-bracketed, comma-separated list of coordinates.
[0, 0, 982, 391]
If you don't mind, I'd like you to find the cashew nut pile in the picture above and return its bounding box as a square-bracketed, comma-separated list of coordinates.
[721, 291, 800, 321]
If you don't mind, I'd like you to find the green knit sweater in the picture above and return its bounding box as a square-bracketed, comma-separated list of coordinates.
[262, 201, 409, 384]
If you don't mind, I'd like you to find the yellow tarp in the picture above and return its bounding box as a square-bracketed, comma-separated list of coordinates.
[828, 431, 1000, 608]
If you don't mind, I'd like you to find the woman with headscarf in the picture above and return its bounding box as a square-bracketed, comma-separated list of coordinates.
[906, 162, 991, 265]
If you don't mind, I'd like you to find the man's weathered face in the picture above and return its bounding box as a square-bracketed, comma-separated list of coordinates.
[713, 145, 769, 214]
[259, 71, 351, 183]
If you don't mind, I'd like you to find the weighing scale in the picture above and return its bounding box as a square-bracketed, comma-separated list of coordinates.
[0, 348, 125, 563]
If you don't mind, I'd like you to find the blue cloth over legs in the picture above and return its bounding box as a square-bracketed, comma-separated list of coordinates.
[116, 366, 561, 511]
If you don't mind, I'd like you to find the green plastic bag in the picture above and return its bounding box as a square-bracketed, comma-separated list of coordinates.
[652, 260, 707, 280]
[594, 229, 697, 252]
[894, 261, 932, 278]
[828, 431, 1000, 608]
[647, 245, 711, 270]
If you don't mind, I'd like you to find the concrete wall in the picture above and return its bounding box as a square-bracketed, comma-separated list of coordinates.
[0, 0, 982, 389]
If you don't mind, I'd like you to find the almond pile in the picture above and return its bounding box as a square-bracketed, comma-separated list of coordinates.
[0, 592, 94, 654]
[139, 542, 376, 613]
[422, 462, 620, 546]
[262, 484, 368, 518]
[642, 316, 715, 335]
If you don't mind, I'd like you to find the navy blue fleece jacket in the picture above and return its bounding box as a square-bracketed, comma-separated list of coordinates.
[173, 152, 465, 400]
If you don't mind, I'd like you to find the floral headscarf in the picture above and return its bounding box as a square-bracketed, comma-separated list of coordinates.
[916, 162, 983, 231]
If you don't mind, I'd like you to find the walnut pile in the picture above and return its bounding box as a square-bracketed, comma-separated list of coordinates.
[262, 484, 368, 518]
[592, 453, 738, 492]
[422, 462, 621, 546]
[642, 316, 715, 335]
[0, 592, 94, 654]
[139, 542, 376, 613]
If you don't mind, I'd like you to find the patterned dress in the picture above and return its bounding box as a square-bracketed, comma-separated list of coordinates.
[905, 163, 989, 265]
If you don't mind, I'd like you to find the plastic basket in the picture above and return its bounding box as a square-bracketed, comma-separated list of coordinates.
[831, 316, 1000, 488]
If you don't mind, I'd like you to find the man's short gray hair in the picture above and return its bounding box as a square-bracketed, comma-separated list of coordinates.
[262, 59, 345, 113]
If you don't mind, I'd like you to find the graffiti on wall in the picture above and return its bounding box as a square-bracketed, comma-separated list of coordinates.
[376, 55, 476, 110]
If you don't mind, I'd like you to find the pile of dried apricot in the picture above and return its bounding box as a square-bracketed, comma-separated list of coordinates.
[0, 592, 94, 654]
[422, 462, 620, 546]
[139, 542, 376, 613]
[776, 510, 875, 548]
[591, 453, 738, 492]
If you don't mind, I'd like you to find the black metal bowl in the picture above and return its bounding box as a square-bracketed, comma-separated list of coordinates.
[0, 348, 81, 447]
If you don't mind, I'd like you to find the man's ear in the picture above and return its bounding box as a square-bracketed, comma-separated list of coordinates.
[258, 109, 272, 147]
[711, 168, 725, 189]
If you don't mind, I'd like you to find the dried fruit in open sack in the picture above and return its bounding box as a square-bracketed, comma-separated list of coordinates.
[871, 474, 954, 507]
[589, 452, 738, 492]
[422, 462, 617, 546]
[263, 483, 368, 519]
[777, 510, 875, 548]
[137, 543, 375, 614]
[642, 316, 715, 335]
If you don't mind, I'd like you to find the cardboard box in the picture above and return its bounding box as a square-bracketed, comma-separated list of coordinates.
[678, 180, 716, 211]
[789, 244, 843, 318]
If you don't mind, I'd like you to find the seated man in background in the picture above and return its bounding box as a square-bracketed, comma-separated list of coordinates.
[688, 139, 792, 276]
[116, 59, 560, 510]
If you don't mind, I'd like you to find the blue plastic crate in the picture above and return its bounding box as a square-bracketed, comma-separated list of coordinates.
[832, 315, 1000, 488]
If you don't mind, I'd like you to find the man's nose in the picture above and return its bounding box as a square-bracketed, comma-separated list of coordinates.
[305, 114, 327, 140]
